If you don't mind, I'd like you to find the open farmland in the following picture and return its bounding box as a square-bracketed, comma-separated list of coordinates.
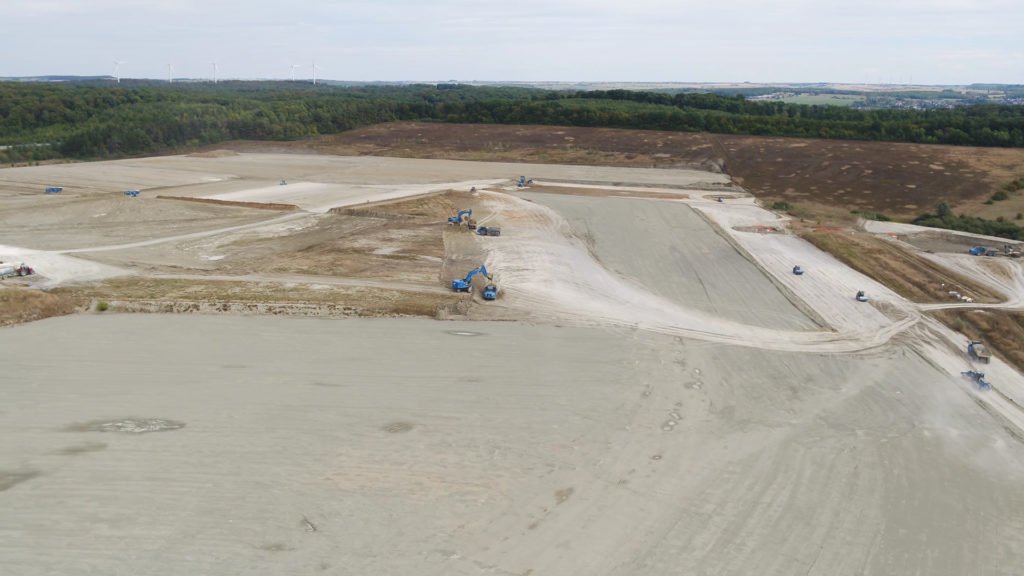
[4, 151, 1024, 575]
[778, 93, 865, 106]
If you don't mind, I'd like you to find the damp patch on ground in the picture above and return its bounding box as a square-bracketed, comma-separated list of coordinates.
[382, 421, 415, 434]
[57, 442, 109, 455]
[65, 418, 186, 434]
[0, 470, 42, 492]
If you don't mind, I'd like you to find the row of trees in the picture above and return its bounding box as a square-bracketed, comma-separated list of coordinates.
[912, 203, 1022, 240]
[2, 81, 1024, 161]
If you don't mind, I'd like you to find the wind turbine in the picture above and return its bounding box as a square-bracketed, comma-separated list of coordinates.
[167, 63, 174, 83]
[211, 61, 219, 84]
[113, 61, 124, 83]
[312, 61, 320, 85]
[290, 64, 301, 82]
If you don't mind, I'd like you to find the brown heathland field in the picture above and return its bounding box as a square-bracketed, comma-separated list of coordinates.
[0, 285, 80, 327]
[801, 230, 1002, 304]
[217, 122, 1024, 219]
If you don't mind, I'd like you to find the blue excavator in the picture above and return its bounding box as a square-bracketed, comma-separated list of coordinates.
[451, 265, 498, 300]
[448, 209, 472, 225]
[962, 370, 991, 390]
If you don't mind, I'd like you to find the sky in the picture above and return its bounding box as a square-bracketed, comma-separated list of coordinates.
[4, 0, 1022, 84]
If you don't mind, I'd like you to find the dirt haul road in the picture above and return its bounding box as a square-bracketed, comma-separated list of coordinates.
[474, 190, 916, 352]
[2, 314, 1024, 576]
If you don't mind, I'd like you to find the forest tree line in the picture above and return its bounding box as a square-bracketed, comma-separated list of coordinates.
[2, 81, 1024, 162]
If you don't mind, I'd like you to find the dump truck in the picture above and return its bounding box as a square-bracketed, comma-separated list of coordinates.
[792, 265, 804, 275]
[968, 340, 991, 364]
[968, 246, 987, 256]
[856, 290, 869, 302]
[476, 226, 501, 237]
[124, 189, 140, 197]
[482, 284, 498, 300]
[45, 186, 63, 194]
[0, 262, 34, 279]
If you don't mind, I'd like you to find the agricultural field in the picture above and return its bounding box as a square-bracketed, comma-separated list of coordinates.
[779, 93, 865, 106]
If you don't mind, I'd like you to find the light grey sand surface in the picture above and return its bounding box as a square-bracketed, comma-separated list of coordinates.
[517, 192, 817, 330]
[2, 314, 1023, 575]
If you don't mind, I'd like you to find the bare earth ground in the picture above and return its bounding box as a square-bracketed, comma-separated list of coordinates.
[4, 151, 1024, 574]
[0, 154, 726, 317]
[3, 314, 1024, 576]
[219, 121, 1024, 219]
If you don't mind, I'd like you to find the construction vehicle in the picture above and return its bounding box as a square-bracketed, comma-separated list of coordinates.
[482, 284, 498, 300]
[448, 209, 473, 226]
[855, 290, 869, 302]
[451, 265, 491, 292]
[516, 176, 534, 188]
[476, 226, 501, 237]
[45, 186, 63, 194]
[968, 340, 991, 364]
[280, 179, 288, 186]
[968, 246, 987, 256]
[792, 265, 804, 275]
[124, 189, 140, 197]
[0, 262, 34, 279]
[962, 370, 991, 391]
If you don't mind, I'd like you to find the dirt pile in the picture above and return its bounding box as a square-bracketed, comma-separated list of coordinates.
[187, 150, 240, 158]
[157, 195, 299, 211]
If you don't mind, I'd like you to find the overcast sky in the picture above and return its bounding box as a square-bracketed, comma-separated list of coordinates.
[4, 0, 1021, 84]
